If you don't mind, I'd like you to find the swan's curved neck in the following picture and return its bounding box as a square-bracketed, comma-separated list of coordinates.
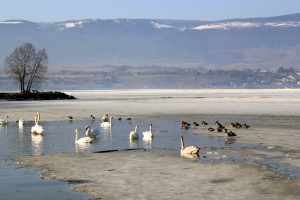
[180, 136, 185, 150]
[36, 113, 40, 125]
[34, 116, 38, 125]
[87, 128, 90, 133]
[150, 124, 152, 132]
[75, 130, 78, 142]
[5, 116, 8, 122]
[135, 125, 138, 132]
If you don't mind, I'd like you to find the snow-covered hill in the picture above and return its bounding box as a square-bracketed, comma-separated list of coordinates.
[1, 13, 300, 69]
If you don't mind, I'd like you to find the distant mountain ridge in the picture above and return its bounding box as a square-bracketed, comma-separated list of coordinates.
[1, 13, 300, 69]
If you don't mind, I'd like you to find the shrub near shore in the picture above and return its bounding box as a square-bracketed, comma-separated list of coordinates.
[0, 91, 76, 101]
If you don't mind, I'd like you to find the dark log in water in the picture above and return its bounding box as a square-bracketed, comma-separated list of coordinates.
[94, 150, 119, 153]
[94, 148, 145, 153]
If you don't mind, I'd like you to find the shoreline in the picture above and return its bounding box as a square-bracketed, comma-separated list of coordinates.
[0, 91, 76, 101]
[11, 151, 300, 200]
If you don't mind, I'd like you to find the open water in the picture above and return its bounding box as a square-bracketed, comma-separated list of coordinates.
[1, 89, 300, 199]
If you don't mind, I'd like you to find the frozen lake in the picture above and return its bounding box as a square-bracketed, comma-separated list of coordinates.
[1, 89, 300, 199]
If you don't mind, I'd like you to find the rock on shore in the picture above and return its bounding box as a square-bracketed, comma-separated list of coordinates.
[0, 91, 76, 101]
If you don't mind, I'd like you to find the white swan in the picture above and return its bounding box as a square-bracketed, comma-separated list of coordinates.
[75, 129, 94, 144]
[180, 136, 201, 154]
[129, 125, 139, 139]
[143, 123, 153, 139]
[102, 114, 108, 122]
[101, 116, 113, 127]
[31, 112, 44, 135]
[0, 116, 9, 125]
[85, 125, 100, 139]
[18, 118, 26, 126]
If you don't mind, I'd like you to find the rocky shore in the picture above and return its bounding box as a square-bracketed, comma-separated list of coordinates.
[0, 91, 76, 101]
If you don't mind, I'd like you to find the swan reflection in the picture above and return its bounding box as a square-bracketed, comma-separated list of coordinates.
[18, 127, 24, 134]
[31, 135, 43, 155]
[0, 124, 8, 134]
[143, 138, 152, 148]
[181, 152, 200, 159]
[18, 129, 24, 142]
[100, 126, 113, 140]
[129, 138, 139, 148]
[75, 143, 92, 153]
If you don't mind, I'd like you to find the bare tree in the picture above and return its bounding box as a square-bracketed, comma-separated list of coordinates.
[4, 43, 48, 93]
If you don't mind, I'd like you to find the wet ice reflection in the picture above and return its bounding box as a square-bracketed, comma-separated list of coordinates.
[31, 135, 43, 155]
[129, 138, 139, 148]
[143, 138, 152, 148]
[181, 152, 200, 159]
[75, 143, 92, 153]
[0, 125, 8, 135]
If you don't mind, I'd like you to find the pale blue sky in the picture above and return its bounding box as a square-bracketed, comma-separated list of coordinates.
[0, 0, 299, 22]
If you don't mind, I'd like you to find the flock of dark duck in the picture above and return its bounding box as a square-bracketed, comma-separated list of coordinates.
[179, 119, 250, 157]
[181, 120, 250, 137]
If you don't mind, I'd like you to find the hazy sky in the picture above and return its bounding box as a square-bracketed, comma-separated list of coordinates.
[1, 0, 300, 22]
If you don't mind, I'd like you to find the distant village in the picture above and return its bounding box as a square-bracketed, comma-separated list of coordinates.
[46, 66, 300, 90]
[1, 66, 300, 90]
